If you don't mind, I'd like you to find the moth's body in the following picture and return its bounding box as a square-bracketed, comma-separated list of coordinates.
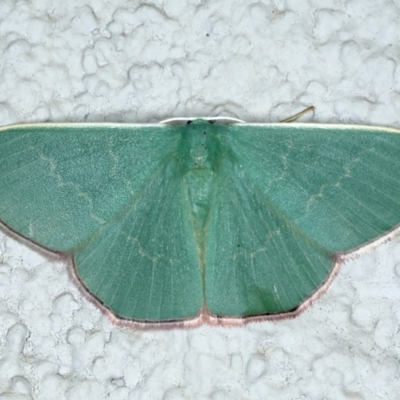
[179, 121, 220, 271]
[1, 120, 400, 326]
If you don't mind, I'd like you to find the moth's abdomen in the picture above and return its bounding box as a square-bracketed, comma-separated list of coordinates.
[185, 167, 215, 273]
[186, 169, 214, 221]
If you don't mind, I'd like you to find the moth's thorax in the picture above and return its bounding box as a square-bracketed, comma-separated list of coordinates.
[178, 120, 220, 171]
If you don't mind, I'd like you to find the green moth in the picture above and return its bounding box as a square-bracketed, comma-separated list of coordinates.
[0, 117, 400, 327]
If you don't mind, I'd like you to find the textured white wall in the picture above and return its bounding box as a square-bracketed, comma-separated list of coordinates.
[1, 1, 400, 399]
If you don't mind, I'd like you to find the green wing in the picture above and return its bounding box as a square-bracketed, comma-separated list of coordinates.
[205, 153, 332, 316]
[205, 124, 400, 317]
[0, 124, 202, 321]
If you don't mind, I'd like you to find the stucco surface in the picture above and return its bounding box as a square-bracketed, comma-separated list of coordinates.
[1, 1, 400, 398]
